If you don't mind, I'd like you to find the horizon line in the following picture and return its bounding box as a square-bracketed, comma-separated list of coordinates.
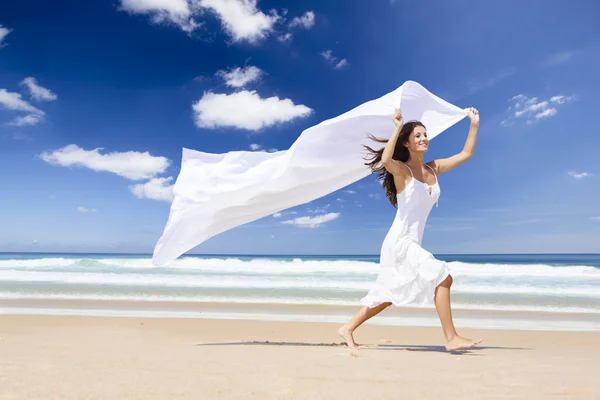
[1, 251, 599, 257]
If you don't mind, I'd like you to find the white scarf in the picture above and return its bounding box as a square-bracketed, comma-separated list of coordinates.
[152, 81, 468, 266]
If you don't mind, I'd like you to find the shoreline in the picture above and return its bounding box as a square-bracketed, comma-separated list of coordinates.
[3, 251, 599, 256]
[2, 298, 600, 332]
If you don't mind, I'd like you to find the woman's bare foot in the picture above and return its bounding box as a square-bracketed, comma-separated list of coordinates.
[338, 326, 359, 349]
[445, 336, 482, 351]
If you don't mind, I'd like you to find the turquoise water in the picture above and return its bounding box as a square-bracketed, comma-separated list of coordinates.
[1, 252, 600, 315]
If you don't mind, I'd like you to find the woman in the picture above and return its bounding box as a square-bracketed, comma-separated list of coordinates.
[338, 107, 481, 351]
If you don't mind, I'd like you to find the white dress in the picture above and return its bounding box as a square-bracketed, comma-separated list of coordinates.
[360, 164, 451, 308]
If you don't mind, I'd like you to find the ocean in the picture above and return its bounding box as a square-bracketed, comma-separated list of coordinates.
[2, 252, 600, 331]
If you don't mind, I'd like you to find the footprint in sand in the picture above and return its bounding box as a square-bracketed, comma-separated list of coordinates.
[335, 351, 363, 358]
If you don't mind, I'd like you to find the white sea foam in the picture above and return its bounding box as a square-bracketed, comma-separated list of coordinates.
[0, 258, 84, 268]
[1, 269, 599, 297]
[1, 257, 599, 280]
[0, 292, 599, 314]
[1, 256, 599, 317]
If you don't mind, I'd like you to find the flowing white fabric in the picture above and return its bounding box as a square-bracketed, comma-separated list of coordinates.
[152, 80, 468, 266]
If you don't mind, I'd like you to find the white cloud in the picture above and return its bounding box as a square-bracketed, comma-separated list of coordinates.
[120, 0, 190, 16]
[515, 100, 548, 116]
[0, 88, 46, 126]
[216, 65, 263, 88]
[192, 90, 311, 130]
[369, 193, 381, 199]
[281, 212, 340, 228]
[119, 0, 199, 33]
[277, 33, 292, 42]
[272, 211, 297, 218]
[550, 95, 574, 105]
[20, 77, 57, 102]
[129, 177, 174, 202]
[591, 217, 600, 221]
[307, 205, 330, 213]
[9, 114, 44, 127]
[0, 89, 44, 114]
[120, 0, 289, 44]
[568, 171, 593, 180]
[534, 108, 557, 120]
[344, 190, 356, 194]
[511, 94, 526, 105]
[502, 93, 574, 125]
[334, 59, 349, 69]
[321, 50, 335, 62]
[249, 143, 262, 150]
[40, 144, 170, 180]
[289, 11, 314, 29]
[543, 50, 577, 67]
[77, 206, 98, 213]
[120, 0, 300, 45]
[199, 0, 280, 43]
[0, 25, 11, 46]
[321, 50, 349, 69]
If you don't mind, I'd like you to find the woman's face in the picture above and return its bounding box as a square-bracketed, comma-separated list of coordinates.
[404, 126, 429, 153]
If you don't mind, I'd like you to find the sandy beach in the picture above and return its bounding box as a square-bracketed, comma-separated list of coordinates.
[1, 314, 599, 400]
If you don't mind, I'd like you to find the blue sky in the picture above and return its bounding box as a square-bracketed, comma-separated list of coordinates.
[1, 0, 599, 255]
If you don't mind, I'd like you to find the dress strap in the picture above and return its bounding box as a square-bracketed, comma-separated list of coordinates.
[403, 163, 414, 177]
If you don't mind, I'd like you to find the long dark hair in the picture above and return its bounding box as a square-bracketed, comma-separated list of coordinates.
[363, 121, 425, 207]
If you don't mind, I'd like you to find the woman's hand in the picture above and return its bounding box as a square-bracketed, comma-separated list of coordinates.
[430, 107, 480, 175]
[468, 107, 479, 125]
[392, 108, 404, 128]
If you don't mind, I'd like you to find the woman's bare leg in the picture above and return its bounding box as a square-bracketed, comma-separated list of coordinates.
[434, 275, 482, 351]
[338, 302, 392, 349]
